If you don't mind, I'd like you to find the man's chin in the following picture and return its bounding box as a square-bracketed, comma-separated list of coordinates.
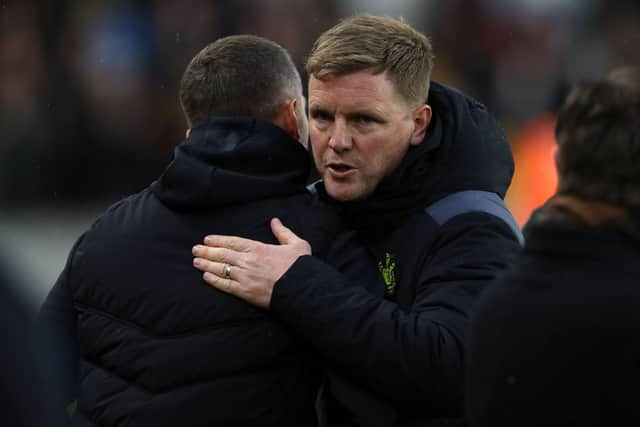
[324, 180, 371, 202]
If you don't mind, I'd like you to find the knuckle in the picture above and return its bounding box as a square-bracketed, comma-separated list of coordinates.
[241, 238, 257, 251]
[203, 272, 216, 285]
[245, 253, 259, 268]
[213, 249, 227, 264]
[202, 246, 216, 260]
[200, 259, 214, 273]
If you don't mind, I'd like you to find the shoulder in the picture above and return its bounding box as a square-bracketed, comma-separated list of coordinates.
[406, 191, 523, 285]
[88, 188, 157, 231]
[424, 190, 524, 246]
[67, 189, 159, 263]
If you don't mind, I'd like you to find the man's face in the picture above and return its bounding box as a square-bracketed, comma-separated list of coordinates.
[308, 70, 427, 202]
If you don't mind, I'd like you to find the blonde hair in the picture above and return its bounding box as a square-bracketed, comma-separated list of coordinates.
[305, 14, 434, 107]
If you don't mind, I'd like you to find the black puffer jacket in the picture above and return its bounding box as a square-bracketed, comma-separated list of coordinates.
[38, 118, 380, 427]
[270, 82, 523, 426]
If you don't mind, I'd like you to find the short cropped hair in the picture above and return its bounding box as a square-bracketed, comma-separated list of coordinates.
[180, 35, 302, 127]
[305, 14, 435, 108]
[555, 67, 640, 207]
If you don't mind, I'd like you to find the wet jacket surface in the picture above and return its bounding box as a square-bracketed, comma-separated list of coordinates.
[38, 118, 379, 427]
[270, 82, 523, 426]
[468, 208, 640, 427]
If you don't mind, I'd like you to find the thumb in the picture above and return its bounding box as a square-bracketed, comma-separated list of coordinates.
[270, 217, 300, 245]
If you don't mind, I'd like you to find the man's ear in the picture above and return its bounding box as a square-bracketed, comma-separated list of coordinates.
[186, 128, 191, 138]
[409, 104, 432, 146]
[274, 99, 300, 141]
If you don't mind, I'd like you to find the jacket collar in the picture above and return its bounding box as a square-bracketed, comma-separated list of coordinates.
[152, 117, 310, 209]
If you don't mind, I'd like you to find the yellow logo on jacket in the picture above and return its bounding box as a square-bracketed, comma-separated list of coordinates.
[378, 252, 397, 297]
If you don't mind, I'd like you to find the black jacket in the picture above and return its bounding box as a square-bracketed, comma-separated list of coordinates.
[269, 82, 523, 426]
[467, 206, 640, 426]
[38, 118, 380, 427]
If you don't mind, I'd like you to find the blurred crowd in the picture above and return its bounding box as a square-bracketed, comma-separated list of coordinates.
[0, 0, 337, 205]
[1, 0, 639, 222]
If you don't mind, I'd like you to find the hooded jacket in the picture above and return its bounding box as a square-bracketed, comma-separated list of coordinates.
[269, 82, 523, 426]
[38, 118, 380, 427]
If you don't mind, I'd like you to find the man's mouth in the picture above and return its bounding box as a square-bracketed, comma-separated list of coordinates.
[327, 162, 356, 178]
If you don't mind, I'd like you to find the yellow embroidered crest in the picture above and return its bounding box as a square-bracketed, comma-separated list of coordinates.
[377, 252, 397, 297]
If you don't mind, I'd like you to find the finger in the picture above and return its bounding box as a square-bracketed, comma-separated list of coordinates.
[203, 272, 239, 295]
[193, 258, 230, 278]
[192, 245, 238, 265]
[203, 235, 255, 252]
[270, 217, 303, 245]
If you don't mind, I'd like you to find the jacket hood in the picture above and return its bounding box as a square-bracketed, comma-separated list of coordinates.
[413, 81, 513, 202]
[334, 81, 514, 228]
[151, 117, 310, 209]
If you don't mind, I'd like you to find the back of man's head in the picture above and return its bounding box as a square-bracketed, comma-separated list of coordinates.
[555, 67, 640, 208]
[180, 35, 303, 127]
[305, 14, 434, 108]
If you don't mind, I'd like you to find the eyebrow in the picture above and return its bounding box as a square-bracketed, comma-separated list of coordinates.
[346, 111, 380, 119]
[309, 106, 331, 115]
[308, 102, 388, 122]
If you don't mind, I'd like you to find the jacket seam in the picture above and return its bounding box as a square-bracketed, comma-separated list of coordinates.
[74, 302, 266, 339]
[81, 350, 301, 396]
[81, 357, 153, 396]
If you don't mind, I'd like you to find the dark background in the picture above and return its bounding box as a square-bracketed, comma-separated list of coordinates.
[0, 0, 638, 302]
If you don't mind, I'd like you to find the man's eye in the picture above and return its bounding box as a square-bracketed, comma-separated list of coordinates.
[355, 115, 377, 125]
[310, 110, 332, 122]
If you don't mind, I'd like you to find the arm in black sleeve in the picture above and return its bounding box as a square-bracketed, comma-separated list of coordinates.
[36, 235, 85, 416]
[270, 213, 520, 409]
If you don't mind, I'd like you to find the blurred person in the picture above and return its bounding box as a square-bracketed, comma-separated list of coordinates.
[151, 0, 225, 154]
[234, 0, 337, 69]
[152, 0, 222, 79]
[598, 1, 640, 67]
[467, 67, 640, 426]
[338, 0, 428, 23]
[490, 16, 565, 125]
[429, 0, 495, 102]
[432, 0, 591, 127]
[37, 35, 381, 427]
[59, 2, 167, 200]
[192, 15, 523, 426]
[0, 257, 67, 426]
[0, 1, 56, 202]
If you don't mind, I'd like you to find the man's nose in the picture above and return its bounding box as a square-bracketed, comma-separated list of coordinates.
[327, 120, 352, 152]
